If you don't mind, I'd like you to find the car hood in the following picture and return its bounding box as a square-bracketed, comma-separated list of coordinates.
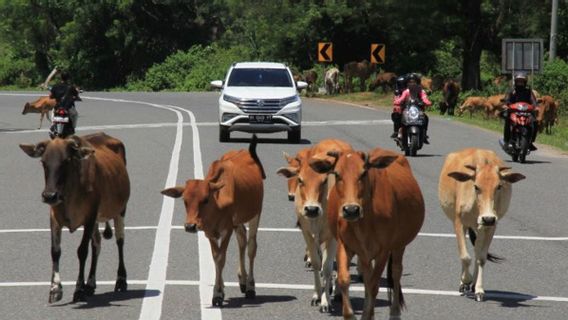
[223, 87, 298, 100]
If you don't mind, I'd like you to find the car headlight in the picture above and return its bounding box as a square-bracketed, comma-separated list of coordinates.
[223, 94, 242, 105]
[280, 95, 299, 106]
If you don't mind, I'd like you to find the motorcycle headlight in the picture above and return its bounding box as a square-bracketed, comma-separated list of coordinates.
[408, 106, 420, 120]
[517, 104, 528, 111]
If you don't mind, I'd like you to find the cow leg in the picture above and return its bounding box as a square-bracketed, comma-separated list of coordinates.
[209, 230, 232, 307]
[85, 225, 102, 296]
[114, 215, 128, 292]
[234, 224, 248, 293]
[454, 219, 472, 293]
[388, 249, 406, 320]
[299, 223, 322, 306]
[49, 218, 63, 303]
[38, 112, 45, 129]
[73, 218, 96, 302]
[337, 240, 356, 320]
[361, 253, 384, 320]
[473, 227, 495, 302]
[319, 237, 337, 313]
[245, 215, 260, 299]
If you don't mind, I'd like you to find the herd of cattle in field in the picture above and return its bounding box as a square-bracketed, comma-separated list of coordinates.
[18, 105, 526, 319]
[295, 59, 561, 135]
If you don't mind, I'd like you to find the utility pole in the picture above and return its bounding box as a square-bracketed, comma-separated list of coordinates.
[549, 0, 558, 61]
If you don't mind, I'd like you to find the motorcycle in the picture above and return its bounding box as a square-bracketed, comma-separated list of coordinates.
[49, 107, 75, 139]
[499, 102, 536, 163]
[395, 100, 426, 156]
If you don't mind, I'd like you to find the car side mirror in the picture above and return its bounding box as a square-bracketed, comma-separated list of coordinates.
[210, 80, 224, 90]
[296, 81, 308, 90]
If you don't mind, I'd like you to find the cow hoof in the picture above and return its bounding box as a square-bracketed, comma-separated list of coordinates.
[84, 284, 96, 296]
[72, 289, 87, 303]
[212, 296, 224, 307]
[319, 304, 331, 313]
[114, 279, 128, 292]
[48, 286, 63, 304]
[475, 293, 484, 302]
[245, 289, 256, 299]
[239, 283, 246, 294]
[459, 283, 471, 294]
[311, 297, 320, 306]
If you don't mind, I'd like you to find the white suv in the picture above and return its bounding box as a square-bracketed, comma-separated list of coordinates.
[211, 62, 307, 143]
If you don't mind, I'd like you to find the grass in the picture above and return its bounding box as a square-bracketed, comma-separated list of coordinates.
[315, 91, 568, 152]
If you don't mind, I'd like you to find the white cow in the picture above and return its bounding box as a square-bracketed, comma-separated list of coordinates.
[325, 67, 340, 95]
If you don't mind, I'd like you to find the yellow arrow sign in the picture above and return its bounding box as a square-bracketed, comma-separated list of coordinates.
[318, 42, 333, 62]
[371, 43, 385, 64]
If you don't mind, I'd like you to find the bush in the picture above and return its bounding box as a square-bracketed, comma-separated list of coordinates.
[0, 46, 38, 87]
[533, 58, 568, 114]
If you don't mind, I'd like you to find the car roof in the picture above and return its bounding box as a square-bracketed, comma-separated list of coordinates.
[232, 62, 288, 69]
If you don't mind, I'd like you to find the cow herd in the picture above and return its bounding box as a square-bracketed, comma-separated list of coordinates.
[19, 123, 528, 319]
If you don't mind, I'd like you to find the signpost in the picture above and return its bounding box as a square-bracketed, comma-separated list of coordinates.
[318, 42, 333, 63]
[370, 43, 385, 64]
[501, 39, 543, 85]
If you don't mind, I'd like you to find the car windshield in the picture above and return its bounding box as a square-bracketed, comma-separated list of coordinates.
[227, 68, 293, 87]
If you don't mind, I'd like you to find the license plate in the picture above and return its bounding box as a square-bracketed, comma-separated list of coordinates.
[249, 114, 272, 124]
[53, 116, 69, 123]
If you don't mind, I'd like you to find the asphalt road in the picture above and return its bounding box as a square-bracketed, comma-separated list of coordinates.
[0, 91, 567, 320]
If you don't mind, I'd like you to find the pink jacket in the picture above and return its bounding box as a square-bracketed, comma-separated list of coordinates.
[393, 88, 432, 107]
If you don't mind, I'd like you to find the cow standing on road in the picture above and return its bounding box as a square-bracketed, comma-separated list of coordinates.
[310, 148, 424, 320]
[438, 148, 525, 301]
[22, 96, 56, 129]
[162, 135, 266, 307]
[20, 132, 130, 303]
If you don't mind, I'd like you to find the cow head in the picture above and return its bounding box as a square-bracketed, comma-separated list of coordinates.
[22, 102, 32, 115]
[277, 149, 332, 219]
[20, 137, 95, 205]
[310, 150, 397, 221]
[448, 164, 525, 227]
[161, 165, 228, 233]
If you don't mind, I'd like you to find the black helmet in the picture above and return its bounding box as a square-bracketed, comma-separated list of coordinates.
[407, 73, 420, 82]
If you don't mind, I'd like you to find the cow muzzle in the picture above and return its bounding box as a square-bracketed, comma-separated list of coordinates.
[479, 216, 497, 227]
[184, 223, 198, 233]
[342, 205, 362, 221]
[303, 205, 322, 219]
[42, 191, 61, 204]
[288, 193, 295, 201]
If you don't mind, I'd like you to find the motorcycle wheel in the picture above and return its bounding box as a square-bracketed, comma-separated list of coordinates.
[409, 133, 419, 157]
[519, 135, 528, 163]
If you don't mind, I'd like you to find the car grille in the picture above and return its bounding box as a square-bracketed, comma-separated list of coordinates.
[235, 99, 286, 114]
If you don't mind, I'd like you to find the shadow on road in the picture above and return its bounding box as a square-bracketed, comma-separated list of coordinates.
[50, 289, 160, 309]
[225, 137, 312, 145]
[465, 290, 544, 308]
[222, 294, 297, 308]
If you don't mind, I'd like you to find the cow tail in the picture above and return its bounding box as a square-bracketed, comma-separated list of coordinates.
[467, 228, 504, 263]
[103, 221, 113, 240]
[249, 134, 266, 179]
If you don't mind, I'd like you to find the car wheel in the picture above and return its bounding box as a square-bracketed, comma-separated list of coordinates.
[219, 126, 230, 142]
[288, 127, 301, 143]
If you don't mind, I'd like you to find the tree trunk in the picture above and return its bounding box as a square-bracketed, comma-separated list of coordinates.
[461, 0, 483, 90]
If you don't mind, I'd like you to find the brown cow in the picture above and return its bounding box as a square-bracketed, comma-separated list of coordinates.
[537, 95, 560, 134]
[343, 60, 376, 93]
[421, 76, 433, 93]
[303, 69, 318, 96]
[22, 96, 56, 129]
[439, 79, 461, 116]
[485, 94, 506, 119]
[161, 135, 265, 307]
[277, 139, 352, 313]
[282, 148, 311, 201]
[325, 67, 340, 95]
[369, 72, 397, 92]
[310, 148, 424, 319]
[20, 132, 130, 303]
[439, 148, 525, 302]
[457, 96, 488, 118]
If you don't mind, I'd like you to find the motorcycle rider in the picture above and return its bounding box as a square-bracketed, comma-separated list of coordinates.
[502, 72, 539, 151]
[390, 75, 407, 138]
[49, 71, 80, 134]
[393, 73, 432, 143]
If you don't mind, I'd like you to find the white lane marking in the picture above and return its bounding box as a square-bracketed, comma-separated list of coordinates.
[165, 104, 221, 320]
[2, 226, 568, 242]
[1, 280, 567, 303]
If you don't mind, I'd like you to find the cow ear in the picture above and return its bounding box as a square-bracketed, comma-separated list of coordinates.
[20, 142, 47, 158]
[309, 153, 336, 174]
[161, 186, 185, 198]
[209, 180, 225, 191]
[501, 172, 526, 184]
[368, 154, 398, 169]
[283, 151, 294, 164]
[448, 171, 474, 182]
[77, 147, 95, 160]
[276, 166, 298, 178]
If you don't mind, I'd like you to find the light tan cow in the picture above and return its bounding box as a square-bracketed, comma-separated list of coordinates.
[438, 148, 525, 302]
[536, 95, 560, 134]
[283, 148, 311, 201]
[457, 96, 488, 118]
[162, 135, 265, 307]
[485, 94, 506, 119]
[325, 67, 340, 95]
[22, 96, 56, 129]
[277, 139, 352, 313]
[20, 133, 130, 303]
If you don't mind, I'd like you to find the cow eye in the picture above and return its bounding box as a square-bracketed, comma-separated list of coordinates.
[359, 170, 368, 180]
[474, 185, 481, 193]
[202, 198, 209, 205]
[297, 177, 304, 185]
[332, 171, 341, 181]
[496, 184, 503, 191]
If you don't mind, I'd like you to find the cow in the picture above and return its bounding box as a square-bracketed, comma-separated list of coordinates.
[303, 69, 318, 96]
[485, 94, 506, 119]
[438, 148, 525, 302]
[161, 135, 265, 307]
[19, 132, 130, 303]
[421, 76, 433, 93]
[439, 79, 461, 116]
[457, 96, 488, 118]
[277, 139, 352, 313]
[310, 147, 425, 320]
[537, 95, 560, 134]
[282, 148, 311, 201]
[325, 67, 340, 95]
[343, 60, 376, 93]
[369, 72, 397, 92]
[22, 96, 56, 129]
